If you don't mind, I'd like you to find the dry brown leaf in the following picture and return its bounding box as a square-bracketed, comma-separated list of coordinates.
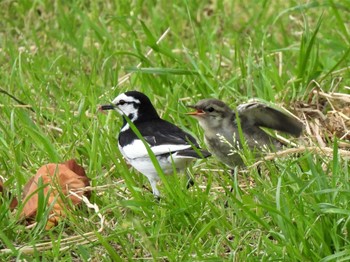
[21, 159, 90, 229]
[0, 178, 3, 194]
[0, 177, 18, 211]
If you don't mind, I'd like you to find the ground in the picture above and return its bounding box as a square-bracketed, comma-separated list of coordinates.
[0, 0, 350, 261]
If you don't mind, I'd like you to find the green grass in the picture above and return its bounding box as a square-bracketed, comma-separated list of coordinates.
[1, 0, 350, 260]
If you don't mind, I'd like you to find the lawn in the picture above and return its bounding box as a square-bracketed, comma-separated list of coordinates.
[0, 0, 350, 261]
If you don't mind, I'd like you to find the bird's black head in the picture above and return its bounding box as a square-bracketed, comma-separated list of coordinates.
[100, 91, 160, 123]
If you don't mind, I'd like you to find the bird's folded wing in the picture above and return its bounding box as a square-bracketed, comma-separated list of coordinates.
[237, 102, 304, 137]
[144, 123, 199, 146]
[121, 138, 192, 159]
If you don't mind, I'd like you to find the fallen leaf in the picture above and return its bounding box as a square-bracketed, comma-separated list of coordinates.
[0, 177, 18, 211]
[0, 177, 3, 194]
[21, 159, 90, 229]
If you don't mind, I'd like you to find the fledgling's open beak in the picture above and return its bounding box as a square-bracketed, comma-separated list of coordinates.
[185, 105, 206, 116]
[99, 104, 115, 111]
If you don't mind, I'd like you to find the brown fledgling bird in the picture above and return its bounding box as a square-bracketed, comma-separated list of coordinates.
[187, 99, 303, 168]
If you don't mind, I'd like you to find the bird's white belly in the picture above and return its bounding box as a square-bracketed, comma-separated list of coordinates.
[118, 141, 195, 181]
[126, 155, 193, 181]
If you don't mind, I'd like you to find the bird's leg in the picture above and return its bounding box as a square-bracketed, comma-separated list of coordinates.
[185, 170, 195, 189]
[187, 178, 195, 189]
[257, 164, 262, 176]
[228, 168, 235, 193]
[224, 167, 237, 208]
[149, 178, 160, 199]
[230, 168, 235, 181]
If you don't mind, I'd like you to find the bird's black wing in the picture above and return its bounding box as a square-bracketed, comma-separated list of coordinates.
[142, 120, 211, 158]
[237, 102, 304, 137]
[119, 119, 210, 159]
[138, 119, 200, 146]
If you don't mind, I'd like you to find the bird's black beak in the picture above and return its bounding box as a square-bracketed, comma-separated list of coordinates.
[99, 104, 115, 111]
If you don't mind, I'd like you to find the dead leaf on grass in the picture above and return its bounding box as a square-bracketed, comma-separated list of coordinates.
[0, 177, 18, 210]
[20, 159, 90, 229]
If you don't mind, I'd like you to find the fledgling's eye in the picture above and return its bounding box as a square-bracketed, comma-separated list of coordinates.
[207, 107, 215, 112]
[118, 100, 126, 106]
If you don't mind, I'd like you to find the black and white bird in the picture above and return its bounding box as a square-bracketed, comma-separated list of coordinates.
[100, 91, 211, 197]
[187, 99, 303, 168]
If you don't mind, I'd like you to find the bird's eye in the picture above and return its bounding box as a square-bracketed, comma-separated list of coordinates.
[207, 107, 215, 112]
[118, 100, 126, 106]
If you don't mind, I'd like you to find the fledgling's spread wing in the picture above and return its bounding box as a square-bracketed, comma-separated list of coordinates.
[237, 102, 303, 137]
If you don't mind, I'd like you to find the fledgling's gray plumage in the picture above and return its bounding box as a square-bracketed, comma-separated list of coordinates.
[188, 99, 303, 168]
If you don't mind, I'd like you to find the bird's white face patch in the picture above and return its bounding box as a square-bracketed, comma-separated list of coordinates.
[112, 93, 140, 121]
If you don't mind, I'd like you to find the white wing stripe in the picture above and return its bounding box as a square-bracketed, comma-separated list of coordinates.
[120, 139, 192, 159]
